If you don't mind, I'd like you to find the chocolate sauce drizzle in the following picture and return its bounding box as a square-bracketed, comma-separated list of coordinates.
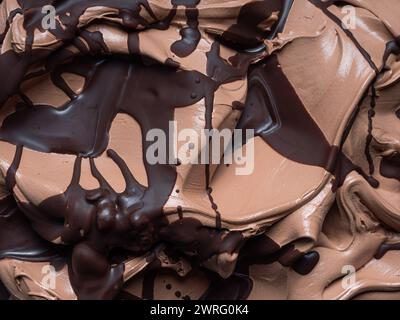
[380, 153, 400, 181]
[364, 83, 378, 176]
[237, 54, 378, 191]
[309, 2, 400, 185]
[218, 0, 286, 51]
[0, 196, 60, 262]
[170, 0, 201, 58]
[375, 242, 400, 260]
[0, 0, 398, 300]
[5, 145, 23, 190]
[0, 27, 251, 298]
[309, 0, 378, 73]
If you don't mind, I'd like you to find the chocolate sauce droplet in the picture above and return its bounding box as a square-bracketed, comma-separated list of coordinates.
[380, 153, 400, 181]
[292, 251, 320, 275]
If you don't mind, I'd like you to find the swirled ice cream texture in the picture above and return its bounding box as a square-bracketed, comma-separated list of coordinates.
[0, 0, 399, 300]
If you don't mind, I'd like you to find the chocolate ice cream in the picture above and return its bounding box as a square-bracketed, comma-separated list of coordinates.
[0, 0, 399, 300]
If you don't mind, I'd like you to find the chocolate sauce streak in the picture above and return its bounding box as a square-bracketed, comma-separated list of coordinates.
[380, 153, 400, 181]
[199, 235, 320, 300]
[0, 50, 30, 107]
[267, 0, 293, 40]
[396, 108, 400, 120]
[0, 196, 59, 261]
[237, 54, 376, 190]
[375, 242, 400, 260]
[199, 233, 321, 300]
[206, 187, 222, 229]
[5, 145, 23, 191]
[116, 290, 141, 300]
[142, 269, 157, 300]
[218, 0, 284, 51]
[0, 49, 246, 298]
[308, 0, 378, 73]
[292, 251, 320, 275]
[0, 8, 22, 43]
[204, 41, 259, 228]
[0, 0, 396, 301]
[170, 0, 201, 58]
[200, 272, 253, 300]
[0, 280, 9, 300]
[0, 0, 262, 295]
[238, 55, 334, 169]
[68, 242, 125, 300]
[310, 2, 399, 182]
[0, 0, 181, 108]
[364, 84, 377, 176]
[363, 39, 400, 180]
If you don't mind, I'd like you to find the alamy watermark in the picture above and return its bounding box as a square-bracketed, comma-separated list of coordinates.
[146, 121, 255, 176]
[341, 265, 356, 290]
[341, 5, 357, 30]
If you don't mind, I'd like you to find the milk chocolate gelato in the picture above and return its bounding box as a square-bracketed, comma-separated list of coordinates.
[0, 0, 399, 300]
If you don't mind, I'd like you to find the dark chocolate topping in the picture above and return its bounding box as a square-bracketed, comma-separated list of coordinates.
[0, 0, 398, 300]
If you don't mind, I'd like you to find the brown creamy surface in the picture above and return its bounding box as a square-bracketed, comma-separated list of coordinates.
[0, 0, 399, 300]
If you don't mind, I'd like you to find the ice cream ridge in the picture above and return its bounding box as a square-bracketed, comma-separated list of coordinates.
[0, 0, 399, 300]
